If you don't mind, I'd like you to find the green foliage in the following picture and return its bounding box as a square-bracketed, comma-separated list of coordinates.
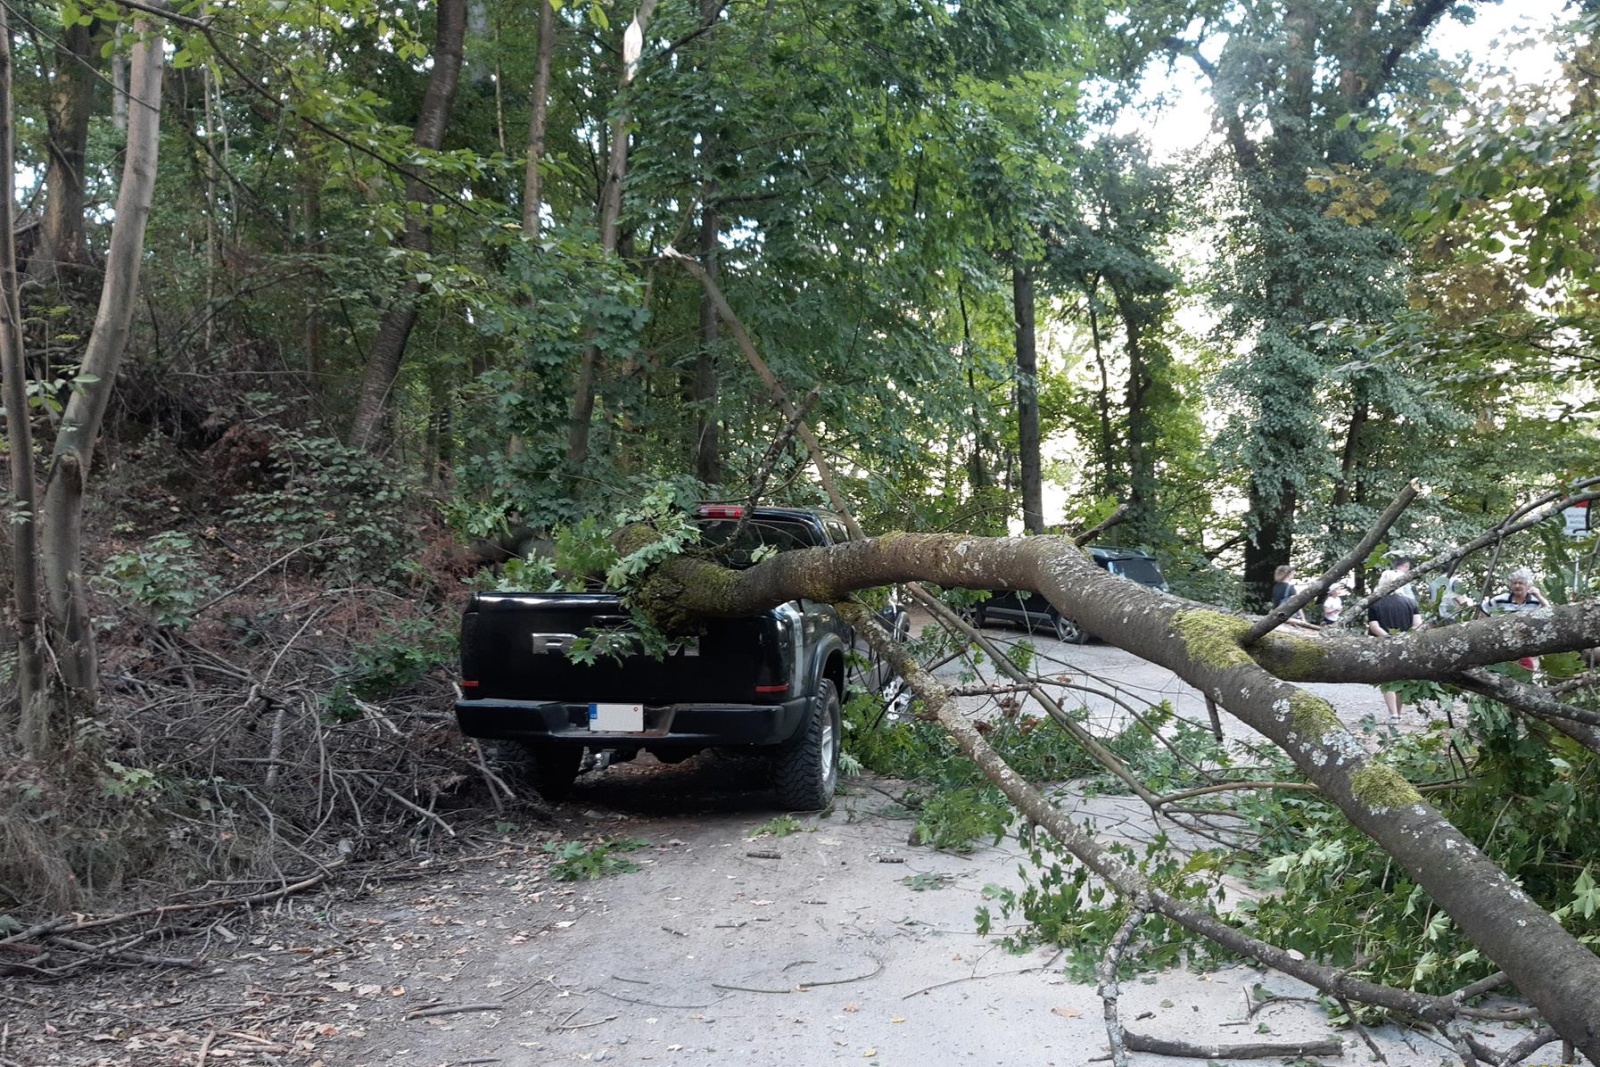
[98, 533, 218, 630]
[843, 681, 1158, 852]
[748, 815, 808, 838]
[911, 786, 1012, 852]
[978, 834, 1228, 980]
[1238, 699, 1600, 993]
[222, 427, 420, 588]
[901, 872, 957, 891]
[325, 616, 456, 722]
[544, 837, 650, 881]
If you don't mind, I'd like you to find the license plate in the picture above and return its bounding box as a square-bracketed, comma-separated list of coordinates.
[589, 702, 644, 732]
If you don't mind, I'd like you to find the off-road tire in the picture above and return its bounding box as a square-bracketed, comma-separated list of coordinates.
[773, 678, 841, 811]
[498, 741, 583, 803]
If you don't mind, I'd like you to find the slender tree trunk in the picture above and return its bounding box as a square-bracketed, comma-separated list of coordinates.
[348, 0, 467, 450]
[1121, 306, 1149, 533]
[303, 175, 324, 397]
[565, 0, 660, 475]
[692, 198, 722, 483]
[30, 11, 165, 750]
[521, 0, 556, 238]
[1013, 259, 1044, 534]
[0, 8, 46, 749]
[35, 20, 100, 279]
[1081, 278, 1116, 499]
[690, 0, 721, 485]
[1327, 392, 1369, 558]
[111, 27, 127, 132]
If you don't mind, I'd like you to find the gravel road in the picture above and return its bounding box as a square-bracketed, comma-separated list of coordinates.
[329, 630, 1509, 1067]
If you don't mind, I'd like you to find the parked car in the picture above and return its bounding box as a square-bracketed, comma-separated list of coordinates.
[455, 505, 908, 810]
[968, 546, 1169, 644]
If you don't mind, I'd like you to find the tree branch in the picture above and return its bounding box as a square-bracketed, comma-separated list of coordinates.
[1246, 479, 1419, 643]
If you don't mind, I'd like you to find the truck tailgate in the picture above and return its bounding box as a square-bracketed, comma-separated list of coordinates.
[460, 593, 789, 705]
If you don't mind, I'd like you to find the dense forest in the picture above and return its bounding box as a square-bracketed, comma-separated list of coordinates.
[3, 0, 1600, 1061]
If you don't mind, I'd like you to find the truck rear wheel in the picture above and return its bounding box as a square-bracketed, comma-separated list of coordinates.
[519, 742, 585, 803]
[773, 678, 841, 811]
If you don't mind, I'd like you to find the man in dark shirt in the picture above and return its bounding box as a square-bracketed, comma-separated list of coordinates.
[1368, 593, 1421, 725]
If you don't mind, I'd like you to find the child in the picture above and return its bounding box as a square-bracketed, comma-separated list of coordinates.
[1322, 582, 1347, 626]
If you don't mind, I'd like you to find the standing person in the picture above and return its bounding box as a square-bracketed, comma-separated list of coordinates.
[1270, 564, 1297, 608]
[1379, 556, 1416, 601]
[1368, 590, 1422, 726]
[1321, 582, 1347, 626]
[1482, 567, 1547, 671]
[1481, 567, 1547, 616]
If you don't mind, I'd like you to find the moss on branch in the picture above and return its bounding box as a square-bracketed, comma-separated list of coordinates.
[1172, 609, 1255, 670]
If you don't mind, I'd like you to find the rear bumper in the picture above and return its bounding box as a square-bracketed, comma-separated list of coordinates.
[455, 697, 809, 748]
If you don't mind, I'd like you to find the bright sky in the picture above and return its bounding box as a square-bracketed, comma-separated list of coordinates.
[1130, 0, 1574, 162]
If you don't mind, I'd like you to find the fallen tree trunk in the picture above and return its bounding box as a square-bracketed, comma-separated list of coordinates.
[625, 530, 1600, 1060]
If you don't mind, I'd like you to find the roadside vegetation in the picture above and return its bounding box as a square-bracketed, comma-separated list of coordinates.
[3, 0, 1600, 1062]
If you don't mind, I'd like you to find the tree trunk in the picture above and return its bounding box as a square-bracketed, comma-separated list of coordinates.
[1013, 259, 1044, 534]
[34, 20, 101, 279]
[692, 199, 722, 484]
[521, 0, 556, 238]
[0, 6, 46, 749]
[565, 0, 661, 475]
[627, 531, 1600, 1059]
[1326, 393, 1369, 561]
[1118, 291, 1154, 536]
[690, 0, 722, 486]
[348, 0, 468, 450]
[29, 10, 165, 751]
[1243, 473, 1296, 610]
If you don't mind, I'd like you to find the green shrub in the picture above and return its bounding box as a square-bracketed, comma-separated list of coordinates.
[545, 837, 650, 881]
[325, 615, 456, 721]
[99, 532, 218, 629]
[223, 427, 419, 587]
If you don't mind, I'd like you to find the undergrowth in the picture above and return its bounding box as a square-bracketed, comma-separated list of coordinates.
[1238, 681, 1600, 996]
[841, 646, 1160, 852]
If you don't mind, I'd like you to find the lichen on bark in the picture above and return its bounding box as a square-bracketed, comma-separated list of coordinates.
[627, 561, 743, 636]
[1261, 631, 1329, 679]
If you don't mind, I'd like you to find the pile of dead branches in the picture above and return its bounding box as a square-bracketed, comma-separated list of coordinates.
[0, 581, 534, 971]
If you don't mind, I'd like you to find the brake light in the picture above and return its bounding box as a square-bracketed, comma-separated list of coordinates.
[462, 679, 479, 689]
[696, 504, 745, 519]
[755, 684, 789, 694]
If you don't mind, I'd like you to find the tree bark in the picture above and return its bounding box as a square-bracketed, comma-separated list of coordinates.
[1243, 473, 1295, 610]
[34, 20, 101, 279]
[565, 0, 660, 475]
[521, 0, 556, 239]
[348, 0, 467, 450]
[690, 0, 722, 486]
[1115, 284, 1163, 540]
[1013, 259, 1044, 534]
[692, 197, 722, 483]
[0, 5, 46, 749]
[31, 9, 165, 749]
[624, 531, 1600, 1058]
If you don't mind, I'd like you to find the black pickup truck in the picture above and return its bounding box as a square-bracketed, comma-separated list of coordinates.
[455, 505, 907, 810]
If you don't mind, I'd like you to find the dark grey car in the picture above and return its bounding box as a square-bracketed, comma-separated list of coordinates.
[969, 547, 1169, 644]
